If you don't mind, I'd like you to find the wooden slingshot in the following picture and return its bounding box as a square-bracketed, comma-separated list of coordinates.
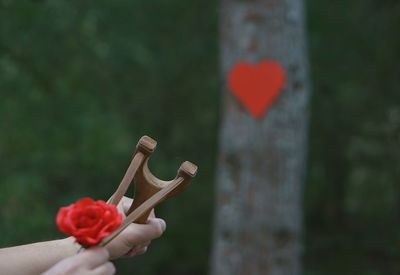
[99, 136, 197, 246]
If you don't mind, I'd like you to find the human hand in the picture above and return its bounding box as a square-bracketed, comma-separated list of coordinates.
[42, 247, 115, 275]
[105, 197, 166, 259]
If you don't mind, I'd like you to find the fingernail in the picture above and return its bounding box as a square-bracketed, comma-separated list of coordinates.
[123, 201, 130, 210]
[158, 219, 166, 232]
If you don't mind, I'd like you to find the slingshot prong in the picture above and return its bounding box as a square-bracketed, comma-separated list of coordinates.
[109, 136, 197, 226]
[136, 135, 157, 155]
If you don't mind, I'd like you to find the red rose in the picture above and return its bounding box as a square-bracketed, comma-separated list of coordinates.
[56, 197, 122, 246]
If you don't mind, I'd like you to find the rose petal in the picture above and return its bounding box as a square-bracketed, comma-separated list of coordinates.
[56, 198, 122, 246]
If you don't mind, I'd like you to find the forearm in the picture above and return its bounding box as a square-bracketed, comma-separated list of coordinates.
[0, 237, 80, 275]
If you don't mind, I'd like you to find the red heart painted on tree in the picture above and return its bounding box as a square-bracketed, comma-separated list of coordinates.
[227, 60, 286, 118]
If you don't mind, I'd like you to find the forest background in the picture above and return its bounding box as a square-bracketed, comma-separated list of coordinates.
[0, 0, 399, 274]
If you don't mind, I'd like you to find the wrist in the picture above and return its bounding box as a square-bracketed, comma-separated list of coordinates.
[58, 237, 82, 257]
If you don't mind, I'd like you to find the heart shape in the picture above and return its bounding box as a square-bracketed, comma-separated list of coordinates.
[227, 60, 286, 118]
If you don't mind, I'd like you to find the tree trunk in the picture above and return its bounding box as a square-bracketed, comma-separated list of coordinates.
[210, 0, 310, 274]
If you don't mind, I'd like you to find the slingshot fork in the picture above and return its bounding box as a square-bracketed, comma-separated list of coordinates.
[100, 136, 197, 246]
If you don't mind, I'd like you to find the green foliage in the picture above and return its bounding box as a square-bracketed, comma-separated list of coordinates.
[305, 0, 400, 273]
[0, 0, 218, 274]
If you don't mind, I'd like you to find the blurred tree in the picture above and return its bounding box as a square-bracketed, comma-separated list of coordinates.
[210, 0, 310, 274]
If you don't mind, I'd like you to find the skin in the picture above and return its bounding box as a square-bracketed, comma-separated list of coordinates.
[0, 197, 166, 274]
[42, 247, 116, 275]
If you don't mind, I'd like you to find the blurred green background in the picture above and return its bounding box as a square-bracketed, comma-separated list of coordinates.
[0, 0, 399, 274]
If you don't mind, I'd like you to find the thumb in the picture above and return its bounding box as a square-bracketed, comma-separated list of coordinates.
[148, 217, 166, 232]
[121, 218, 166, 247]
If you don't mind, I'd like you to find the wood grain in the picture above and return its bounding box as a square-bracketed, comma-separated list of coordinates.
[102, 136, 198, 246]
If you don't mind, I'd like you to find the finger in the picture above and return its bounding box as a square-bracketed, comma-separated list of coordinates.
[125, 245, 148, 258]
[121, 245, 141, 258]
[152, 218, 166, 232]
[122, 245, 140, 257]
[140, 240, 151, 247]
[133, 246, 148, 256]
[121, 196, 133, 213]
[79, 247, 110, 269]
[92, 262, 116, 275]
[148, 209, 156, 219]
[121, 218, 166, 248]
[121, 239, 150, 258]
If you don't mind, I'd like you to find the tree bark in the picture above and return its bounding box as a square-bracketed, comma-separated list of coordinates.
[210, 0, 310, 274]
